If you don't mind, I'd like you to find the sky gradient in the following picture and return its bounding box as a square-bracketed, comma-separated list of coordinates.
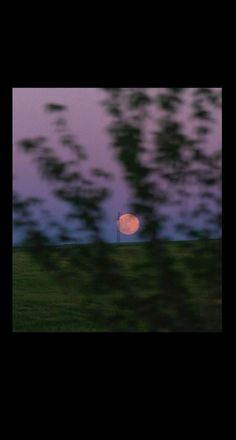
[13, 88, 222, 244]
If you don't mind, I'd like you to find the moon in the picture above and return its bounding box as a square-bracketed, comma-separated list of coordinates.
[117, 213, 140, 235]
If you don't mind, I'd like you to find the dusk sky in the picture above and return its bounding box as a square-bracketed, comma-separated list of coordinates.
[13, 88, 222, 244]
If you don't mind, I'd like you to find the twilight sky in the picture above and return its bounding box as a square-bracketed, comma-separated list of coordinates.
[13, 88, 222, 244]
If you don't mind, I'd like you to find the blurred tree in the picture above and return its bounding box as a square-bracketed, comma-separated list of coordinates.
[14, 104, 125, 294]
[101, 87, 221, 330]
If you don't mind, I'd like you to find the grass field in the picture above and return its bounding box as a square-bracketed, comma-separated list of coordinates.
[13, 241, 222, 332]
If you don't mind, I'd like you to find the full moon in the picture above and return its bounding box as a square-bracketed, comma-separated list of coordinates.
[117, 213, 140, 235]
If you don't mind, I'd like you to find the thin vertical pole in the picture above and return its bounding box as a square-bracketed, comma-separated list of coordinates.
[117, 211, 121, 243]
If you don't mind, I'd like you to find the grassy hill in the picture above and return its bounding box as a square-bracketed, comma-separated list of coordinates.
[13, 240, 222, 332]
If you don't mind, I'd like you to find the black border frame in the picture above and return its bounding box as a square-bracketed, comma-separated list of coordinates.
[0, 81, 224, 358]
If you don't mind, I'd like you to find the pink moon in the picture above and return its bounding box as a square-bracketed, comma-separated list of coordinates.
[117, 213, 140, 235]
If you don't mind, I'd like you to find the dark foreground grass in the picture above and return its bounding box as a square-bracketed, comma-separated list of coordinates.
[13, 240, 222, 332]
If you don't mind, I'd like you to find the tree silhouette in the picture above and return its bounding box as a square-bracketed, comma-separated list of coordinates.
[102, 88, 221, 330]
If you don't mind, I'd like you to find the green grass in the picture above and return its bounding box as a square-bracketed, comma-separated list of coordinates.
[13, 240, 222, 332]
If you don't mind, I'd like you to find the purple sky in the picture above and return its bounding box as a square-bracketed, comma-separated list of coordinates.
[13, 88, 222, 244]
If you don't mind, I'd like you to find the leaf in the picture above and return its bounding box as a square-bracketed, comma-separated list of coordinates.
[45, 103, 67, 112]
[18, 139, 38, 151]
[129, 91, 151, 108]
[196, 126, 210, 136]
